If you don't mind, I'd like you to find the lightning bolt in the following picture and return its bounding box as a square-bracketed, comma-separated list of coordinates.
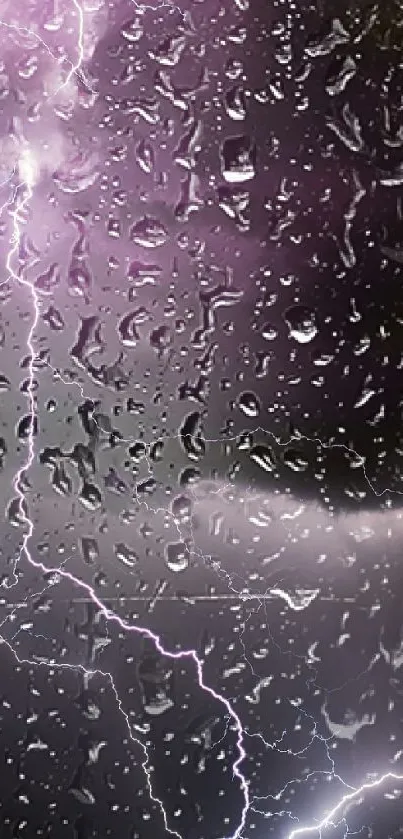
[3, 4, 403, 839]
[286, 772, 403, 838]
[250, 703, 356, 825]
[8, 146, 38, 587]
[0, 5, 94, 96]
[0, 633, 184, 839]
[129, 0, 186, 21]
[37, 359, 403, 836]
[56, 0, 87, 94]
[2, 6, 250, 839]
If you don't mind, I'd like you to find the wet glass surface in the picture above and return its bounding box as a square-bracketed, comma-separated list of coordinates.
[0, 1, 403, 837]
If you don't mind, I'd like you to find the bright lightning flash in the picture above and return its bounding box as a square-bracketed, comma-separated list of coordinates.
[18, 147, 38, 189]
[288, 772, 403, 838]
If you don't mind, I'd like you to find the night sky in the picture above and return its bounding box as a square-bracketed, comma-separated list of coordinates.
[1, 1, 403, 838]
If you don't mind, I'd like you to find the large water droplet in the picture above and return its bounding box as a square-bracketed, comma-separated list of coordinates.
[165, 541, 189, 573]
[130, 216, 168, 248]
[220, 135, 256, 183]
[284, 305, 318, 344]
[238, 391, 261, 418]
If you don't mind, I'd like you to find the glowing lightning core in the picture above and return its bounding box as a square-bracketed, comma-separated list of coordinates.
[287, 772, 403, 839]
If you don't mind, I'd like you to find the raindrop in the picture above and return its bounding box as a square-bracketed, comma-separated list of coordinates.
[114, 542, 139, 569]
[220, 135, 256, 183]
[325, 55, 357, 95]
[224, 86, 247, 121]
[128, 441, 147, 460]
[80, 537, 99, 565]
[53, 153, 100, 193]
[68, 262, 92, 301]
[135, 139, 155, 174]
[179, 411, 206, 459]
[283, 305, 318, 344]
[144, 696, 174, 716]
[69, 787, 96, 806]
[0, 373, 11, 392]
[121, 17, 144, 42]
[117, 311, 140, 347]
[260, 319, 278, 340]
[165, 541, 189, 573]
[179, 466, 201, 487]
[7, 496, 28, 527]
[130, 216, 168, 248]
[34, 263, 61, 294]
[51, 463, 73, 496]
[79, 481, 102, 510]
[42, 305, 65, 331]
[171, 494, 192, 524]
[249, 445, 276, 471]
[17, 414, 38, 440]
[283, 449, 309, 472]
[149, 324, 173, 354]
[238, 391, 261, 418]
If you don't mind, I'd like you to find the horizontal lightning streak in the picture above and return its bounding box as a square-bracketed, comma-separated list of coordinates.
[69, 595, 363, 604]
[129, 0, 186, 20]
[43, 363, 403, 501]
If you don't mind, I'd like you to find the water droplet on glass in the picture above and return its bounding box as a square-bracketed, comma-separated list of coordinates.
[250, 445, 276, 472]
[7, 496, 28, 527]
[220, 134, 256, 183]
[261, 323, 278, 341]
[117, 311, 140, 347]
[68, 262, 92, 301]
[135, 139, 155, 174]
[171, 494, 192, 524]
[165, 541, 189, 573]
[114, 542, 139, 569]
[51, 463, 73, 496]
[79, 481, 102, 510]
[130, 216, 168, 248]
[17, 414, 38, 440]
[283, 449, 309, 472]
[283, 305, 318, 344]
[149, 324, 173, 354]
[0, 373, 11, 392]
[238, 391, 261, 418]
[34, 263, 61, 295]
[80, 537, 99, 565]
[121, 17, 144, 42]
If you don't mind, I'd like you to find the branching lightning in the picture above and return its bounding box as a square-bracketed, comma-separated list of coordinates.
[2, 3, 403, 839]
[0, 9, 94, 96]
[287, 772, 403, 838]
[129, 0, 186, 21]
[0, 632, 185, 839]
[1, 4, 249, 839]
